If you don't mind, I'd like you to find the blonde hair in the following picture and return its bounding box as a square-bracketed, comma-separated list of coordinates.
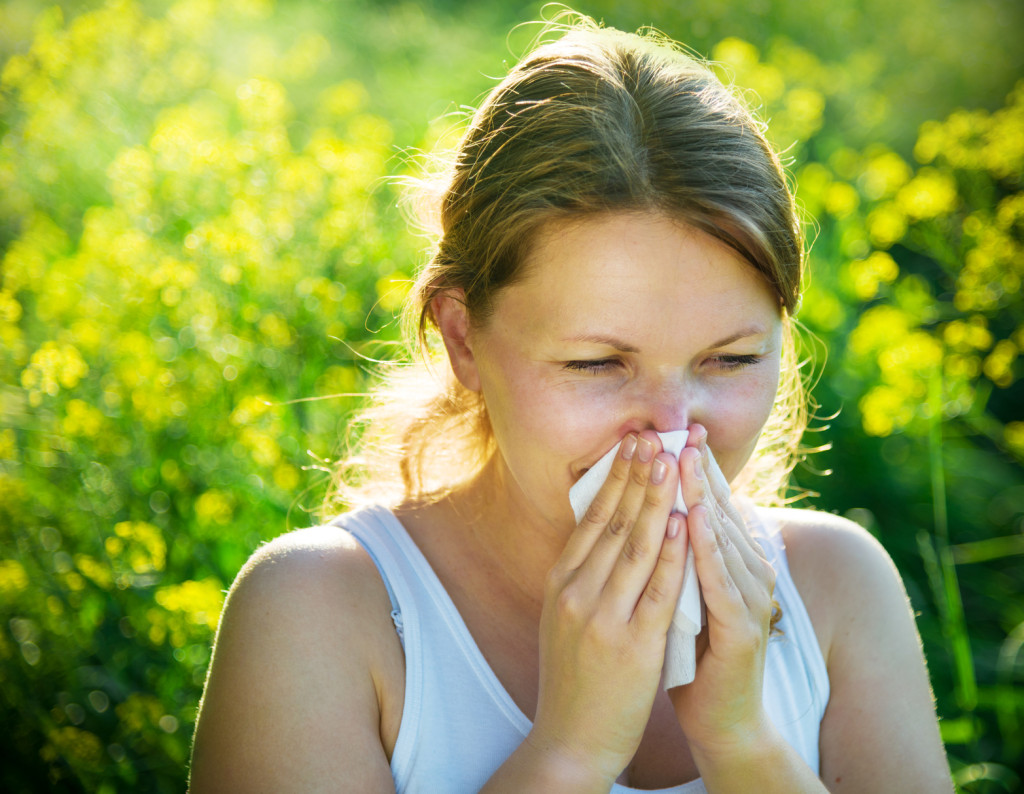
[321, 16, 809, 516]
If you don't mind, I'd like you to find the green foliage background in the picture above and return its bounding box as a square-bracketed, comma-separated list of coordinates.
[0, 0, 1021, 790]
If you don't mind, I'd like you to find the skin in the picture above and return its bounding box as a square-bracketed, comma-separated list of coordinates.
[189, 211, 953, 792]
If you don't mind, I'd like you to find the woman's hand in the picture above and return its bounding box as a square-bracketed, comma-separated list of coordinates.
[527, 430, 689, 787]
[669, 424, 778, 762]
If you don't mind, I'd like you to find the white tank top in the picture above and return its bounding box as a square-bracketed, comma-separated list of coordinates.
[335, 504, 829, 793]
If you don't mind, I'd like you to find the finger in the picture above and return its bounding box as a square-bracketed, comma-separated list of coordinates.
[557, 433, 638, 573]
[680, 429, 774, 611]
[687, 504, 751, 629]
[678, 444, 757, 594]
[691, 497, 776, 639]
[701, 486, 765, 604]
[685, 429, 766, 573]
[603, 450, 681, 617]
[574, 432, 666, 591]
[700, 445, 775, 591]
[631, 511, 688, 634]
[697, 438, 744, 533]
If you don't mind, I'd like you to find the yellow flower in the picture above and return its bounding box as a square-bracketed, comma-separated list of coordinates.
[62, 399, 106, 438]
[0, 560, 29, 596]
[21, 341, 89, 403]
[240, 427, 281, 467]
[236, 77, 291, 128]
[0, 428, 18, 462]
[983, 340, 1018, 388]
[43, 727, 103, 769]
[155, 578, 225, 632]
[257, 312, 294, 348]
[230, 394, 273, 425]
[943, 317, 993, 352]
[711, 37, 761, 73]
[107, 145, 155, 215]
[273, 462, 301, 490]
[1, 212, 69, 294]
[115, 692, 164, 734]
[860, 149, 912, 200]
[108, 521, 167, 574]
[318, 79, 368, 118]
[375, 272, 411, 314]
[896, 168, 958, 220]
[0, 289, 22, 324]
[823, 181, 859, 218]
[848, 252, 899, 301]
[74, 554, 114, 590]
[195, 489, 234, 525]
[859, 385, 914, 437]
[866, 203, 907, 248]
[1006, 422, 1024, 457]
[849, 305, 912, 357]
[785, 87, 825, 127]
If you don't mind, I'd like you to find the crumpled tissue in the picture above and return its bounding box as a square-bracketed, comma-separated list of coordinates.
[568, 430, 703, 688]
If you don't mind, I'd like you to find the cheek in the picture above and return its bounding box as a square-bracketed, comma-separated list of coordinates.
[705, 364, 781, 479]
[482, 368, 625, 503]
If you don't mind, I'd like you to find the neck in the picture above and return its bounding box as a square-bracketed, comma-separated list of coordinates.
[444, 456, 574, 605]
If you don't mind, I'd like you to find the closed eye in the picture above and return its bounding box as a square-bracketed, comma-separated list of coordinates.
[710, 354, 762, 370]
[563, 358, 620, 374]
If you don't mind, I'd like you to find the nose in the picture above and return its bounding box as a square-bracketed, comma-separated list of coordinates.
[628, 376, 693, 434]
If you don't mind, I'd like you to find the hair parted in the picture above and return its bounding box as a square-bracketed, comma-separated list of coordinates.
[321, 12, 810, 516]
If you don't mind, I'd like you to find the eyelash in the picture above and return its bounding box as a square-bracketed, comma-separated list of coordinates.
[712, 354, 762, 370]
[563, 354, 762, 374]
[563, 358, 619, 373]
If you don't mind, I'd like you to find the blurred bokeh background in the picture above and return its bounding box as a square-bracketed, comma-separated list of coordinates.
[1, 0, 1021, 791]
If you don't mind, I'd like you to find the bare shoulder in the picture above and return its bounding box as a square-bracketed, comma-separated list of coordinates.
[762, 507, 953, 792]
[761, 507, 903, 660]
[189, 518, 403, 793]
[765, 504, 896, 573]
[231, 520, 387, 608]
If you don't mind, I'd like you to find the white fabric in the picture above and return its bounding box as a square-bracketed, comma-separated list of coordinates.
[568, 430, 702, 688]
[336, 503, 829, 794]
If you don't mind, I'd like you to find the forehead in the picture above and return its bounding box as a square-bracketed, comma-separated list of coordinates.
[499, 211, 779, 333]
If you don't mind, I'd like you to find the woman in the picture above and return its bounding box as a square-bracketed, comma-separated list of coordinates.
[189, 17, 952, 793]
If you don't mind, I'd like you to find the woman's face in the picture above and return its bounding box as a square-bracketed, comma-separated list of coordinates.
[457, 211, 784, 527]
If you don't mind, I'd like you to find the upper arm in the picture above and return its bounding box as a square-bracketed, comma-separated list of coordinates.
[188, 526, 401, 793]
[777, 510, 953, 793]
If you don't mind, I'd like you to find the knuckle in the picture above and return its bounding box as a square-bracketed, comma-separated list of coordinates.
[629, 463, 650, 488]
[606, 459, 630, 486]
[643, 485, 664, 511]
[544, 565, 568, 598]
[621, 535, 649, 564]
[714, 569, 736, 595]
[554, 586, 585, 621]
[606, 511, 633, 538]
[711, 478, 732, 503]
[643, 575, 670, 606]
[581, 499, 609, 528]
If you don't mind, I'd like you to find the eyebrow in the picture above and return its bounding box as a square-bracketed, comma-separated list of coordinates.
[562, 334, 641, 353]
[563, 326, 768, 353]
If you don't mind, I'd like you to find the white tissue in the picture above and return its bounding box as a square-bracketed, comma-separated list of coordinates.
[568, 430, 703, 689]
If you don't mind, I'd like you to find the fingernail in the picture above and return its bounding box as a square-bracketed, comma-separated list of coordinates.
[694, 457, 703, 478]
[652, 458, 667, 485]
[637, 436, 655, 462]
[620, 434, 637, 460]
[667, 516, 680, 539]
